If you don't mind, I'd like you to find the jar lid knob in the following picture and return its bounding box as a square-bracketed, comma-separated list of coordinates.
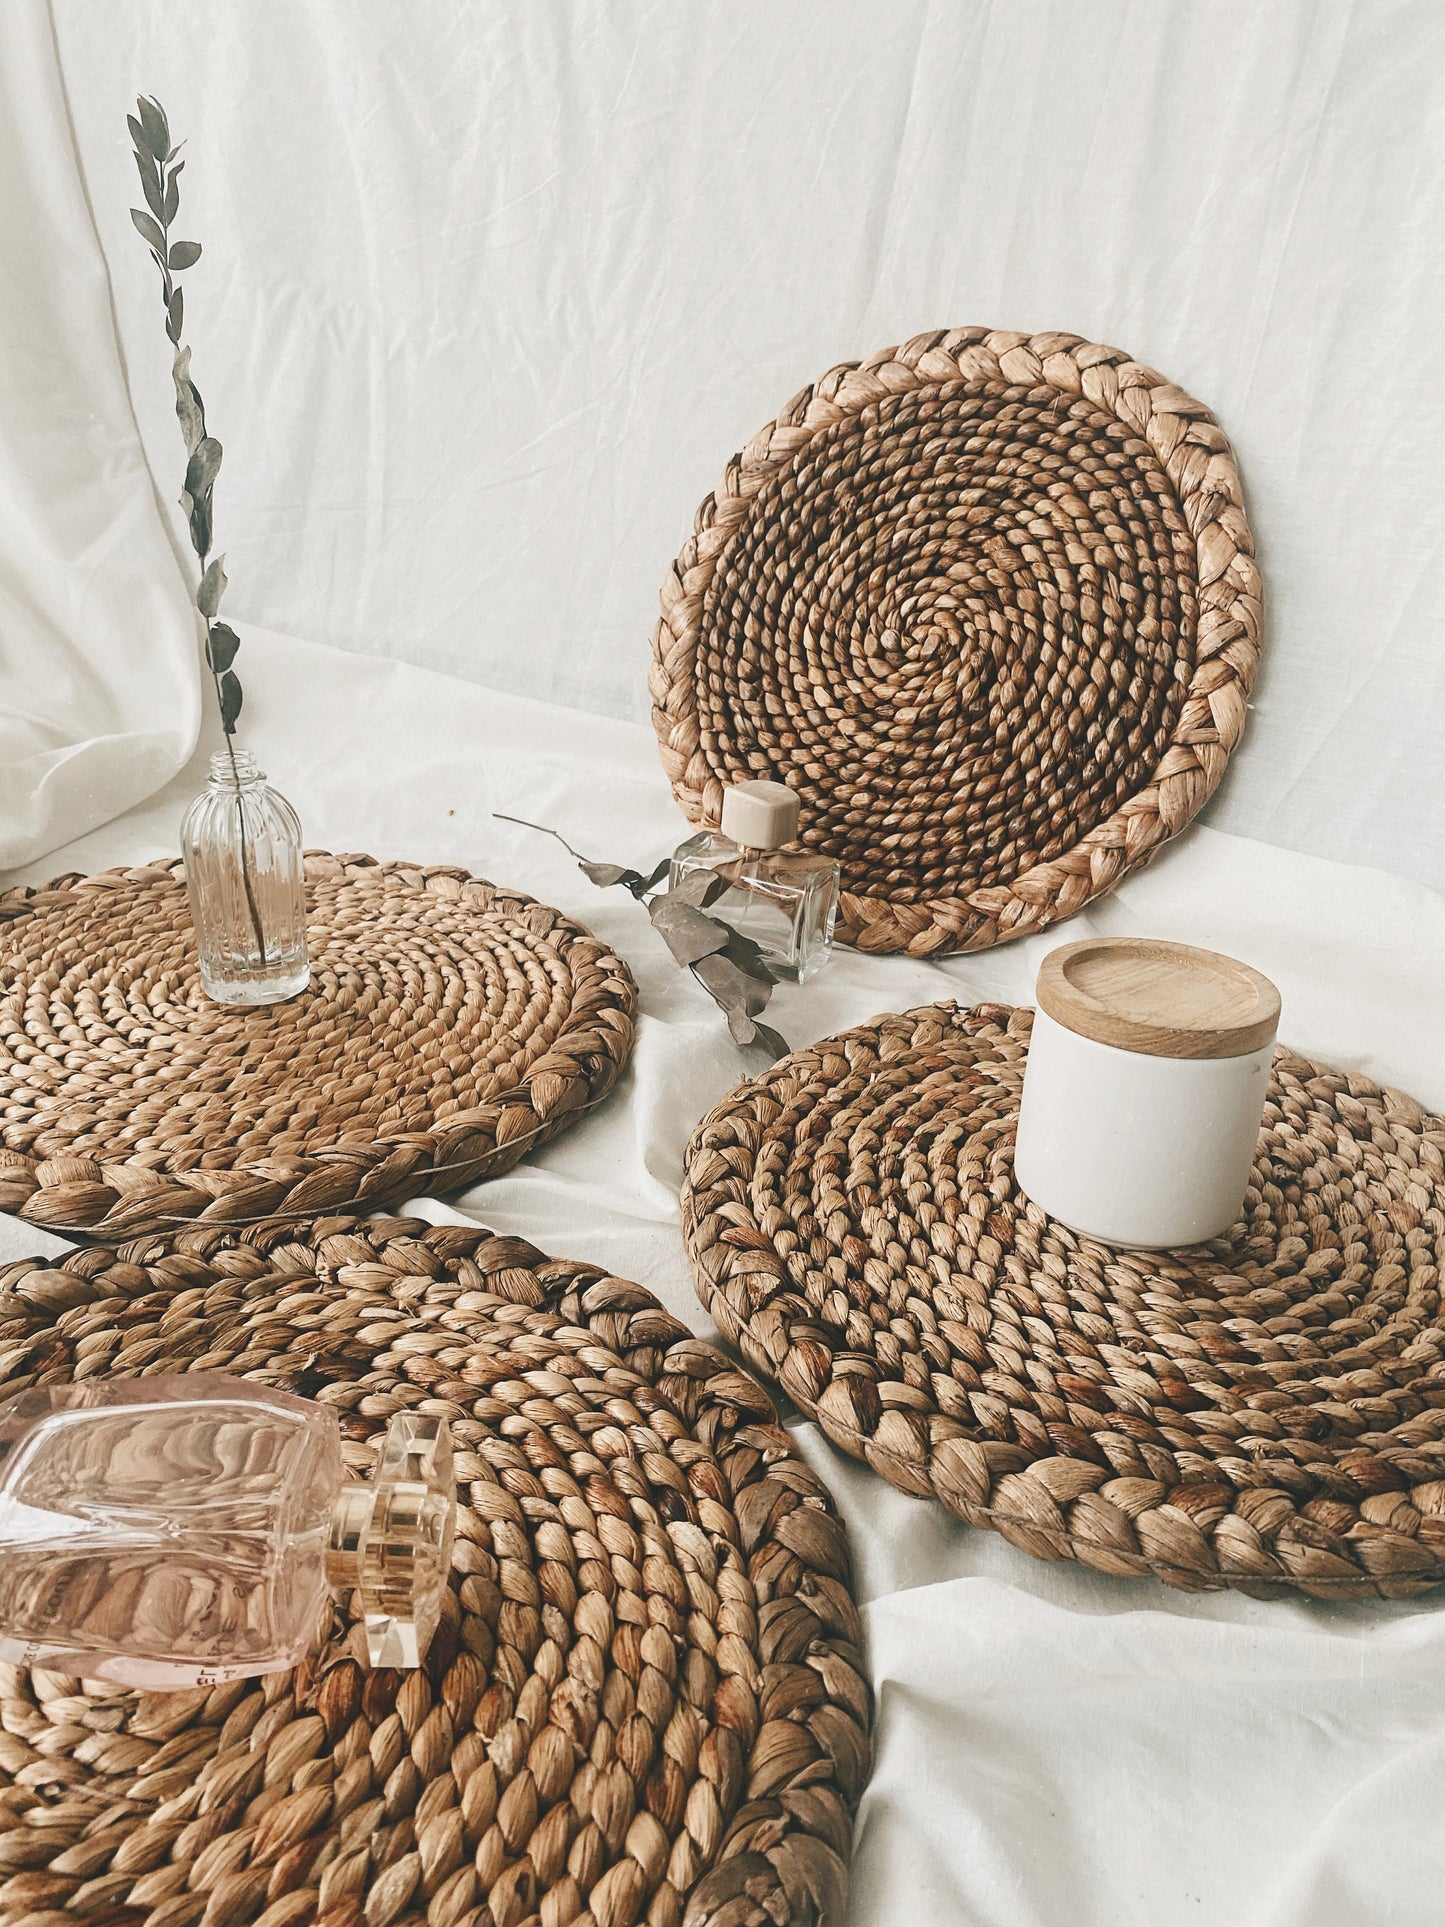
[720, 781, 799, 849]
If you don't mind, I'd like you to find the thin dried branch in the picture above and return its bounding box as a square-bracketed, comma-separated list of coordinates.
[129, 96, 264, 959]
[495, 815, 789, 1059]
[128, 95, 240, 739]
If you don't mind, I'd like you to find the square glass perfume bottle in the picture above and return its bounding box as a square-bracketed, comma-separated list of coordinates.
[669, 780, 839, 982]
[0, 1373, 454, 1689]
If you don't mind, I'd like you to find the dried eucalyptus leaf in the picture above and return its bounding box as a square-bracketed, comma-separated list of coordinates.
[583, 855, 668, 897]
[218, 669, 243, 733]
[130, 207, 165, 252]
[133, 149, 163, 219]
[648, 895, 731, 968]
[171, 347, 204, 453]
[197, 554, 227, 617]
[667, 866, 729, 910]
[748, 1020, 790, 1061]
[726, 1010, 759, 1046]
[577, 859, 633, 889]
[692, 951, 771, 1024]
[132, 98, 246, 752]
[690, 959, 788, 1056]
[184, 436, 222, 498]
[188, 493, 212, 558]
[716, 924, 777, 985]
[206, 623, 240, 673]
[137, 96, 169, 162]
[490, 810, 786, 1059]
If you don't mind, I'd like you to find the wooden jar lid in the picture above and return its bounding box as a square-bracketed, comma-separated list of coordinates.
[1036, 937, 1281, 1060]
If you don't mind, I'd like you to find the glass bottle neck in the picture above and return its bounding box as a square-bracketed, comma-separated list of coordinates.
[208, 748, 264, 789]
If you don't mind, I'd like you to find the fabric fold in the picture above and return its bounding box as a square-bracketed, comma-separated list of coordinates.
[0, 2, 198, 871]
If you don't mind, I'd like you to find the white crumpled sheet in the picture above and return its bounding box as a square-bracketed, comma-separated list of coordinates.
[6, 629, 1445, 1926]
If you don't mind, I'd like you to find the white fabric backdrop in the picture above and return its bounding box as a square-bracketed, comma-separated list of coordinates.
[0, 2, 198, 869]
[5, 0, 1441, 887]
[7, 628, 1445, 1926]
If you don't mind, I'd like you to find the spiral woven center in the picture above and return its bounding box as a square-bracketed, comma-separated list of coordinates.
[695, 383, 1197, 898]
[3, 885, 563, 1163]
[0, 858, 637, 1237]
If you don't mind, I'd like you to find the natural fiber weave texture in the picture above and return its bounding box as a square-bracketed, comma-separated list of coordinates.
[650, 327, 1262, 955]
[682, 1003, 1445, 1598]
[0, 855, 637, 1240]
[0, 1216, 870, 1927]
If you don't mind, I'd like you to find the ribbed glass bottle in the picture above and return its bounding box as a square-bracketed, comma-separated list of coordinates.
[180, 750, 309, 1006]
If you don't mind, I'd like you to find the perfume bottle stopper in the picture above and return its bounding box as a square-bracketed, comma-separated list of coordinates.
[720, 780, 800, 849]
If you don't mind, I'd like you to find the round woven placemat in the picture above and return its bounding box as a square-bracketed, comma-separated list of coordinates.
[0, 1215, 869, 1927]
[0, 855, 636, 1241]
[650, 326, 1262, 955]
[682, 1003, 1445, 1599]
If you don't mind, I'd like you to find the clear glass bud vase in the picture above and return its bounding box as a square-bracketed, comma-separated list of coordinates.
[181, 749, 309, 1006]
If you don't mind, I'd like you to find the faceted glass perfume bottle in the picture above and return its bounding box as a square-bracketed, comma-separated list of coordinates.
[669, 780, 840, 983]
[0, 1374, 454, 1690]
[180, 749, 310, 1007]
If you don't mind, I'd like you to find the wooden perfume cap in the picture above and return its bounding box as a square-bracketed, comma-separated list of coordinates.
[1036, 937, 1281, 1061]
[720, 781, 799, 849]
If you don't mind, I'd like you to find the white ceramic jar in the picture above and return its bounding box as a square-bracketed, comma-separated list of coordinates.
[1013, 937, 1281, 1248]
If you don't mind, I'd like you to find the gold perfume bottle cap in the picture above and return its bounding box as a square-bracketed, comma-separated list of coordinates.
[326, 1411, 454, 1668]
[720, 781, 799, 849]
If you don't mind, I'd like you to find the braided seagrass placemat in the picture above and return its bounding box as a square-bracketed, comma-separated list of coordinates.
[0, 1215, 869, 1927]
[683, 1003, 1445, 1599]
[651, 327, 1262, 955]
[0, 855, 636, 1241]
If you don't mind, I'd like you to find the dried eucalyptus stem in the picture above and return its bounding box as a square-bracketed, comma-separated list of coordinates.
[495, 814, 788, 1058]
[128, 95, 267, 962]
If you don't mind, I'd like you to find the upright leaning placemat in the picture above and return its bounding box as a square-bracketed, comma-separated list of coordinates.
[651, 326, 1262, 955]
[683, 1001, 1445, 1599]
[0, 1215, 870, 1927]
[0, 855, 636, 1240]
